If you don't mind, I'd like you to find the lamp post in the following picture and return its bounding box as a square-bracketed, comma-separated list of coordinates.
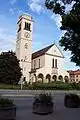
[21, 59, 24, 90]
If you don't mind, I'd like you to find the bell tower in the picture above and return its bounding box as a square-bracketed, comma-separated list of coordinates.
[16, 13, 33, 82]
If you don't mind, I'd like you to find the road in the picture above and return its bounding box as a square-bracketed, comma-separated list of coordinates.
[1, 90, 80, 120]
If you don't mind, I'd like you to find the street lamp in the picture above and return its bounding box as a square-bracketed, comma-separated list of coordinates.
[20, 59, 24, 90]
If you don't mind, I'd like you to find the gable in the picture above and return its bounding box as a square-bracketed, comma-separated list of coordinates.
[32, 44, 53, 59]
[46, 44, 64, 58]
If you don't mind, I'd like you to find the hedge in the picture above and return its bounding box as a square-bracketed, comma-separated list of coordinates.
[0, 82, 80, 90]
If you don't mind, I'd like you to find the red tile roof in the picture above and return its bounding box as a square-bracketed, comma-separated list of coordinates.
[32, 44, 54, 59]
[69, 70, 80, 75]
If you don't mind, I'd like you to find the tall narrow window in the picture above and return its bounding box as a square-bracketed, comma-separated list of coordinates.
[18, 23, 21, 32]
[24, 22, 28, 30]
[55, 59, 57, 68]
[52, 59, 54, 68]
[39, 59, 40, 68]
[28, 23, 31, 31]
[34, 60, 36, 69]
[24, 22, 31, 31]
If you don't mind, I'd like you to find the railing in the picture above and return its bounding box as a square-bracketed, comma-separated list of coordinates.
[52, 68, 58, 74]
[30, 69, 36, 73]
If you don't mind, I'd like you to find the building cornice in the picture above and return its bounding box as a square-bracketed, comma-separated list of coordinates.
[45, 53, 65, 58]
[17, 17, 34, 24]
[16, 38, 32, 42]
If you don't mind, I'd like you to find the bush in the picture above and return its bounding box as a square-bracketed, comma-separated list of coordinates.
[31, 82, 73, 90]
[34, 93, 53, 105]
[0, 84, 20, 90]
[0, 98, 14, 107]
[71, 83, 80, 90]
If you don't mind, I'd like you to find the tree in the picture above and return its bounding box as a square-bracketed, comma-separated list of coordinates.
[0, 51, 22, 84]
[45, 0, 80, 66]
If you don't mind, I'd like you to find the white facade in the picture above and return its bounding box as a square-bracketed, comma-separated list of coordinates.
[31, 44, 69, 83]
[16, 13, 69, 83]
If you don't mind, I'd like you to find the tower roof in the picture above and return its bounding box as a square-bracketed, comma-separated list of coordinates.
[19, 13, 32, 19]
[23, 12, 32, 17]
[17, 13, 33, 24]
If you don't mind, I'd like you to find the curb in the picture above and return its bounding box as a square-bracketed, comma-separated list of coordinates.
[2, 94, 34, 97]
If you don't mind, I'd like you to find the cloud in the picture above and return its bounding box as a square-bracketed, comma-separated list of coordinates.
[10, 0, 17, 5]
[63, 51, 80, 70]
[0, 27, 16, 52]
[29, 2, 44, 14]
[31, 0, 41, 3]
[9, 0, 23, 14]
[50, 1, 76, 29]
[9, 7, 22, 14]
[29, 0, 44, 14]
[0, 15, 16, 52]
[58, 0, 64, 6]
[65, 1, 76, 13]
[9, 8, 15, 14]
[51, 13, 62, 29]
[59, 30, 66, 40]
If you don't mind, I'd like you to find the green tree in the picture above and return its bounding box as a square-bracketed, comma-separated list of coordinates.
[45, 0, 80, 66]
[0, 51, 22, 84]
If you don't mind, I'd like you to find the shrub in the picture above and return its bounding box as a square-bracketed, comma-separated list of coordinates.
[71, 83, 80, 90]
[34, 93, 53, 106]
[0, 98, 15, 107]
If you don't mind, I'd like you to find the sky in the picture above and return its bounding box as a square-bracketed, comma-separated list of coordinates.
[0, 0, 79, 70]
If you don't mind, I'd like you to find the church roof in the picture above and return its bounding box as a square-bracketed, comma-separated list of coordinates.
[32, 44, 54, 59]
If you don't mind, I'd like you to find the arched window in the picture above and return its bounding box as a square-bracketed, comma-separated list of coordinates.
[64, 76, 69, 83]
[52, 75, 57, 81]
[58, 75, 63, 81]
[46, 74, 51, 82]
[38, 73, 44, 83]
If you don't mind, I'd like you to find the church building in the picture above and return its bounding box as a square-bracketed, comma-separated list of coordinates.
[16, 13, 69, 83]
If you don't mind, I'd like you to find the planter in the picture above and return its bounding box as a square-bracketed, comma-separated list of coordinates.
[64, 94, 80, 108]
[0, 105, 16, 120]
[33, 93, 53, 115]
[33, 103, 53, 115]
[33, 101, 53, 115]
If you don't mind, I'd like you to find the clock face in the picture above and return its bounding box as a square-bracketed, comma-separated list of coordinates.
[24, 32, 30, 38]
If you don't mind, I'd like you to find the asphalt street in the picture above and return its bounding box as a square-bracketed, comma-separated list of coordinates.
[1, 90, 80, 120]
